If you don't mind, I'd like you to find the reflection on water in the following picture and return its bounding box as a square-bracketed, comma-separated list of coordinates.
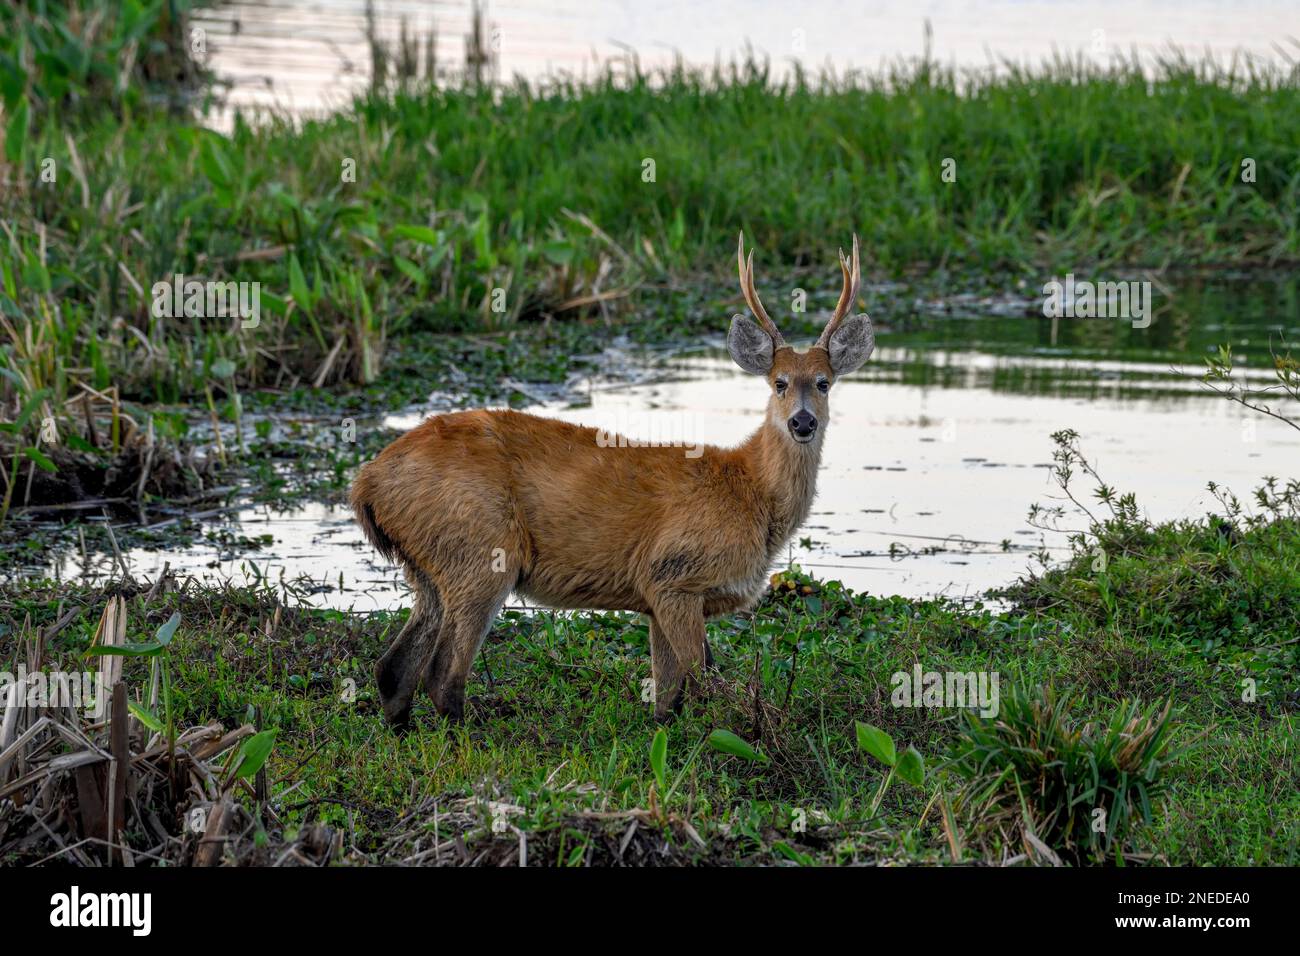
[19, 273, 1300, 608]
[27, 324, 1299, 609]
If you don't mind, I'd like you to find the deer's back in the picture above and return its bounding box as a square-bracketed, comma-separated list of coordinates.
[354, 409, 775, 613]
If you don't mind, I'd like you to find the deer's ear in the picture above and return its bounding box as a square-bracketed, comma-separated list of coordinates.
[828, 313, 876, 376]
[727, 314, 775, 375]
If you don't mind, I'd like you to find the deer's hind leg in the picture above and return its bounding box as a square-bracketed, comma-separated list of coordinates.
[424, 572, 514, 722]
[376, 571, 443, 731]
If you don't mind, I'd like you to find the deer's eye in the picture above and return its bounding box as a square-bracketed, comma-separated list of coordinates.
[775, 379, 788, 394]
[817, 379, 830, 393]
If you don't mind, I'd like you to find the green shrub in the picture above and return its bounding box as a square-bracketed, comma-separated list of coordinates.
[0, 0, 207, 121]
[949, 685, 1183, 864]
[1017, 430, 1300, 651]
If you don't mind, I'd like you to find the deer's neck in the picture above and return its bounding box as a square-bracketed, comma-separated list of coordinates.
[743, 419, 824, 552]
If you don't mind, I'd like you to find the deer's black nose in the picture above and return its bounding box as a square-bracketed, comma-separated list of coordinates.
[788, 409, 817, 439]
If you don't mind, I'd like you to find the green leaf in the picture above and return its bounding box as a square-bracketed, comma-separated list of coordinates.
[470, 213, 495, 268]
[707, 728, 767, 763]
[12, 388, 49, 434]
[90, 338, 109, 389]
[64, 433, 96, 454]
[88, 641, 163, 658]
[257, 289, 287, 318]
[0, 61, 26, 110]
[649, 727, 667, 792]
[0, 258, 15, 299]
[392, 224, 442, 246]
[288, 253, 312, 314]
[22, 446, 56, 472]
[896, 746, 926, 787]
[199, 135, 233, 191]
[232, 730, 276, 780]
[541, 241, 575, 266]
[128, 701, 164, 732]
[154, 611, 181, 647]
[4, 96, 28, 165]
[208, 358, 237, 379]
[270, 186, 302, 213]
[855, 721, 897, 767]
[85, 612, 179, 658]
[392, 255, 426, 289]
[21, 255, 50, 294]
[772, 841, 814, 865]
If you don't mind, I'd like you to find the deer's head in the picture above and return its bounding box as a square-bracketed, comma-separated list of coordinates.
[728, 233, 876, 445]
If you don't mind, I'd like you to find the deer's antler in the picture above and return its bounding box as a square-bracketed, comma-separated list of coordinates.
[815, 233, 860, 349]
[737, 232, 786, 349]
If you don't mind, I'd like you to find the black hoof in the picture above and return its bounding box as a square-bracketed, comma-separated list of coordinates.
[383, 706, 412, 733]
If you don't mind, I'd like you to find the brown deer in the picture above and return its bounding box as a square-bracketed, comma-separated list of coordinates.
[351, 233, 875, 727]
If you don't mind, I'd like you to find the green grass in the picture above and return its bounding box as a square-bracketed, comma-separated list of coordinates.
[1011, 430, 1300, 686]
[7, 428, 1292, 866]
[3, 4, 1300, 407]
[0, 3, 1296, 867]
[2, 1, 1297, 520]
[3, 528, 1296, 866]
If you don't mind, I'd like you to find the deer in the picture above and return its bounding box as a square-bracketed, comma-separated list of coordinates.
[350, 233, 876, 728]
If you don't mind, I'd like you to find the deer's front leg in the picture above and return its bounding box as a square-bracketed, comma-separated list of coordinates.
[648, 594, 708, 721]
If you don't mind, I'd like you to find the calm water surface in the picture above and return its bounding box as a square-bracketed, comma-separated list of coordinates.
[195, 0, 1300, 120]
[27, 275, 1300, 609]
[18, 5, 1300, 608]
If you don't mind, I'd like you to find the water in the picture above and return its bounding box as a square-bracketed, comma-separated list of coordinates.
[26, 274, 1300, 610]
[195, 0, 1300, 122]
[17, 5, 1300, 609]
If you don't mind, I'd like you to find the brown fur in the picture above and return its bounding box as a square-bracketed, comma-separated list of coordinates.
[351, 348, 839, 725]
[352, 235, 871, 726]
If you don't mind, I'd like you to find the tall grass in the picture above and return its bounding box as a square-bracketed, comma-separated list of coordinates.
[2, 5, 1299, 404]
[0, 0, 208, 121]
[949, 686, 1183, 864]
